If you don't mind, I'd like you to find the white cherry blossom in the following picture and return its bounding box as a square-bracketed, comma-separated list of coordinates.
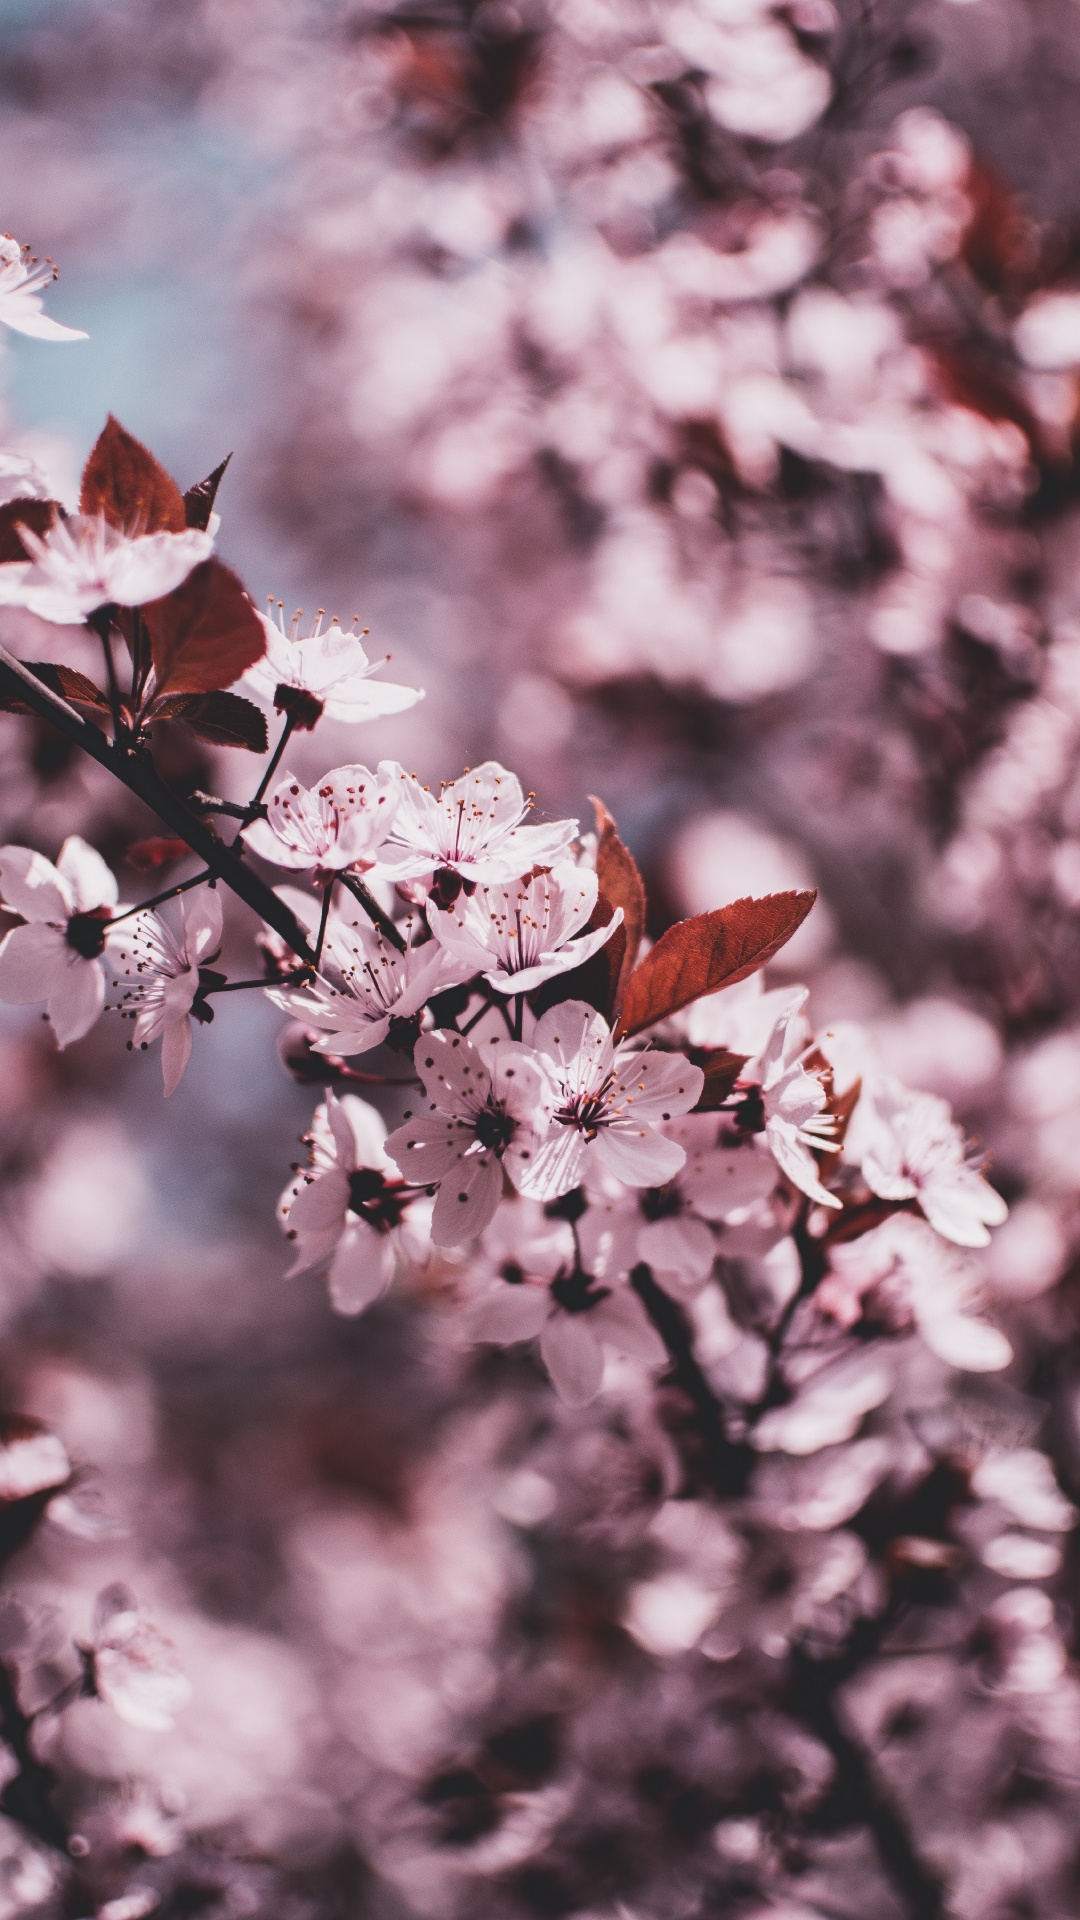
[855, 1073, 1008, 1247]
[818, 1212, 1012, 1371]
[374, 760, 578, 889]
[244, 604, 424, 724]
[386, 1029, 556, 1245]
[85, 1585, 191, 1733]
[0, 837, 119, 1047]
[109, 888, 223, 1096]
[243, 762, 398, 873]
[513, 1001, 704, 1201]
[280, 1092, 429, 1313]
[758, 995, 840, 1209]
[267, 906, 471, 1055]
[0, 235, 86, 341]
[0, 512, 214, 624]
[464, 1197, 667, 1406]
[427, 858, 622, 994]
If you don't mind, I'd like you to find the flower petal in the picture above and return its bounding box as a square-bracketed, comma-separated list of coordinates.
[540, 1313, 605, 1406]
[0, 845, 69, 922]
[0, 921, 69, 1003]
[56, 836, 118, 912]
[47, 953, 105, 1048]
[327, 1219, 395, 1314]
[431, 1150, 504, 1247]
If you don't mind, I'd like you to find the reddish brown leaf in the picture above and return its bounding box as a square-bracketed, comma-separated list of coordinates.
[80, 414, 186, 534]
[616, 890, 817, 1039]
[961, 162, 1038, 297]
[590, 795, 646, 1004]
[125, 837, 192, 872]
[154, 688, 268, 751]
[0, 498, 59, 562]
[184, 454, 232, 530]
[0, 660, 110, 715]
[142, 560, 267, 696]
[693, 1048, 749, 1112]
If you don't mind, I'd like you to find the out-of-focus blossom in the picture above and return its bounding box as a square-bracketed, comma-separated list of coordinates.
[855, 1075, 1008, 1247]
[109, 888, 223, 1095]
[387, 1030, 554, 1244]
[243, 763, 397, 872]
[818, 1213, 1012, 1371]
[281, 1092, 429, 1311]
[244, 604, 424, 725]
[426, 859, 622, 994]
[0, 836, 118, 1045]
[375, 761, 578, 889]
[85, 1585, 192, 1732]
[0, 513, 213, 623]
[0, 234, 86, 341]
[758, 996, 839, 1209]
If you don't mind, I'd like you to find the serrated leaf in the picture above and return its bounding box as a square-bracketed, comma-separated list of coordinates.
[693, 1048, 749, 1112]
[184, 454, 232, 530]
[142, 559, 267, 696]
[0, 660, 110, 714]
[125, 836, 192, 872]
[80, 414, 186, 533]
[616, 890, 817, 1039]
[591, 795, 646, 1005]
[0, 498, 60, 562]
[155, 688, 269, 751]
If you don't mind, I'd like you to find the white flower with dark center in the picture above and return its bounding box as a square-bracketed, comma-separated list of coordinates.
[243, 762, 398, 873]
[386, 1030, 555, 1245]
[244, 604, 424, 728]
[818, 1213, 1012, 1371]
[280, 1092, 429, 1312]
[374, 760, 578, 896]
[267, 908, 471, 1056]
[109, 888, 223, 1096]
[0, 838, 119, 1047]
[758, 995, 840, 1209]
[427, 858, 623, 994]
[0, 512, 213, 624]
[464, 1196, 667, 1406]
[855, 1073, 1008, 1247]
[84, 1585, 191, 1733]
[0, 235, 86, 341]
[513, 1001, 704, 1201]
[629, 1118, 779, 1297]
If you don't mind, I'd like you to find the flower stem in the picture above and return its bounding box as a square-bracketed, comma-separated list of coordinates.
[629, 1263, 751, 1497]
[336, 870, 407, 953]
[107, 867, 213, 928]
[314, 880, 334, 971]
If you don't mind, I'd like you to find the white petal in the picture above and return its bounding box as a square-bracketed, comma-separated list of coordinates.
[596, 1125, 686, 1188]
[287, 1167, 350, 1240]
[513, 1126, 590, 1201]
[182, 887, 223, 961]
[327, 1220, 395, 1314]
[638, 1213, 715, 1287]
[468, 1283, 550, 1345]
[431, 1151, 504, 1247]
[590, 1286, 668, 1365]
[919, 1311, 1012, 1372]
[55, 836, 118, 912]
[0, 921, 69, 1002]
[540, 1312, 605, 1405]
[415, 1029, 491, 1112]
[0, 845, 69, 922]
[160, 1014, 193, 1097]
[385, 1112, 468, 1182]
[47, 954, 105, 1048]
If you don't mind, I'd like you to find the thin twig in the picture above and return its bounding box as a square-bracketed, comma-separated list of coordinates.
[337, 870, 407, 953]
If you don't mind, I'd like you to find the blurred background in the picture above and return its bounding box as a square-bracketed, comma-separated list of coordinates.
[2, 0, 1080, 1915]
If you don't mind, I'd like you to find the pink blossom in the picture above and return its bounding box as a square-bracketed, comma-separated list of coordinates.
[758, 995, 840, 1209]
[426, 858, 622, 995]
[281, 1092, 429, 1312]
[856, 1074, 1008, 1247]
[267, 907, 470, 1056]
[86, 1585, 191, 1733]
[0, 513, 214, 624]
[0, 234, 86, 341]
[0, 837, 119, 1046]
[109, 888, 224, 1095]
[243, 763, 398, 873]
[244, 605, 423, 723]
[374, 760, 578, 888]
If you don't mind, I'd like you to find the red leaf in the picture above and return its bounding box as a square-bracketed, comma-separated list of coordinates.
[0, 661, 110, 714]
[0, 498, 59, 562]
[125, 837, 192, 872]
[616, 890, 817, 1039]
[693, 1048, 749, 1112]
[142, 560, 267, 696]
[590, 795, 646, 1007]
[80, 415, 186, 534]
[184, 455, 232, 530]
[154, 688, 268, 751]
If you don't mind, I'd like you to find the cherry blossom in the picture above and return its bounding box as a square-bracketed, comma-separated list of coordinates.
[758, 996, 840, 1209]
[387, 1029, 556, 1244]
[0, 512, 214, 624]
[464, 1197, 667, 1405]
[513, 1002, 704, 1201]
[855, 1074, 1008, 1247]
[0, 234, 86, 341]
[426, 858, 623, 994]
[374, 761, 578, 892]
[609, 1120, 780, 1299]
[267, 907, 470, 1055]
[818, 1212, 1012, 1371]
[243, 763, 398, 873]
[0, 837, 119, 1047]
[280, 1092, 429, 1312]
[109, 888, 223, 1095]
[244, 604, 424, 726]
[84, 1585, 191, 1733]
